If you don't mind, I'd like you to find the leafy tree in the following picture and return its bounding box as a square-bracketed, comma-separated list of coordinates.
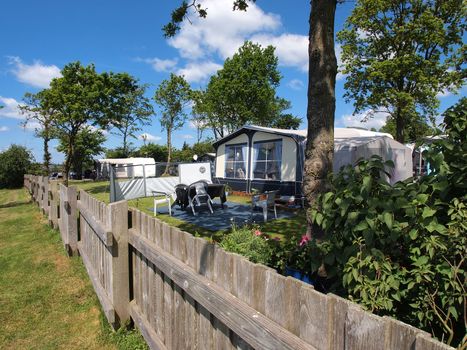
[57, 126, 106, 179]
[172, 140, 215, 162]
[39, 62, 127, 184]
[154, 73, 192, 173]
[338, 0, 466, 143]
[105, 147, 132, 159]
[193, 41, 289, 138]
[20, 91, 55, 175]
[166, 1, 340, 238]
[0, 145, 34, 188]
[135, 143, 169, 162]
[109, 74, 154, 157]
[270, 113, 302, 130]
[380, 114, 435, 142]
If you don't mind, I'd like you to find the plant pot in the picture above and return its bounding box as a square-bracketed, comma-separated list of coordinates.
[284, 266, 313, 285]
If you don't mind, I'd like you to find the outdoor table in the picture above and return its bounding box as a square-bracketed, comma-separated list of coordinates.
[175, 183, 227, 210]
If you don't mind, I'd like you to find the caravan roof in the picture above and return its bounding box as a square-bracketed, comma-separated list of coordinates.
[97, 157, 156, 165]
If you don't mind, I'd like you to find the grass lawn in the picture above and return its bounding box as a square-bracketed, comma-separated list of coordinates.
[71, 180, 308, 242]
[0, 188, 147, 350]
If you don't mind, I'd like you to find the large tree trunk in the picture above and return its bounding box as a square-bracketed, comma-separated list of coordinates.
[395, 108, 405, 143]
[43, 134, 51, 176]
[303, 0, 338, 238]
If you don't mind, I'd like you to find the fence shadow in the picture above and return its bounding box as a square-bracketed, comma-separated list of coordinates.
[0, 199, 32, 209]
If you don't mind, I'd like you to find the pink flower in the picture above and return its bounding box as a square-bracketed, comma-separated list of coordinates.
[254, 230, 262, 236]
[299, 235, 310, 246]
[273, 237, 281, 241]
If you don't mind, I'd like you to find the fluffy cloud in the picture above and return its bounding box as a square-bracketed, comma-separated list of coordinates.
[138, 133, 161, 142]
[287, 79, 304, 90]
[337, 110, 389, 131]
[22, 120, 42, 132]
[0, 96, 25, 119]
[0, 126, 9, 132]
[8, 56, 61, 88]
[177, 61, 222, 83]
[181, 134, 194, 139]
[139, 57, 178, 72]
[168, 0, 280, 60]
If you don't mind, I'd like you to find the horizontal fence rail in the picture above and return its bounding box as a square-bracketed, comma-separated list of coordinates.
[23, 175, 454, 350]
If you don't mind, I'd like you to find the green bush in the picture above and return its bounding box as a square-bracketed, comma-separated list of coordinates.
[0, 144, 34, 189]
[220, 225, 274, 265]
[308, 99, 466, 347]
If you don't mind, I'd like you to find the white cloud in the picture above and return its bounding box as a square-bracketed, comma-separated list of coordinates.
[250, 33, 309, 71]
[138, 133, 161, 142]
[22, 120, 42, 131]
[177, 61, 222, 83]
[139, 57, 178, 72]
[337, 110, 389, 130]
[8, 56, 61, 88]
[189, 119, 208, 129]
[0, 96, 25, 119]
[0, 126, 9, 132]
[287, 79, 304, 90]
[181, 134, 194, 139]
[168, 0, 281, 60]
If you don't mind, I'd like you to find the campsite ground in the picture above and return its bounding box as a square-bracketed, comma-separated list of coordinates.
[71, 180, 308, 242]
[0, 187, 148, 350]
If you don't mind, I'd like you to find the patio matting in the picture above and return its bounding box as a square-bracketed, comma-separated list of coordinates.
[149, 200, 296, 231]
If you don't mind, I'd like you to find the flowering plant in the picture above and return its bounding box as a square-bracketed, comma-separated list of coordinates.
[286, 234, 312, 273]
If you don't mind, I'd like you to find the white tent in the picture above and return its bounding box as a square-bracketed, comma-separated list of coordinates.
[97, 158, 156, 179]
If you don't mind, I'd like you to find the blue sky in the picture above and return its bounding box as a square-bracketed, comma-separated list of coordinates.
[0, 0, 464, 163]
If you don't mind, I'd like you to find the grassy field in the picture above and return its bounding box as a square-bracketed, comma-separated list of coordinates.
[71, 180, 308, 242]
[0, 188, 147, 350]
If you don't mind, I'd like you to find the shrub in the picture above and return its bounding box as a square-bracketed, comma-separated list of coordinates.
[0, 144, 34, 189]
[308, 99, 466, 347]
[220, 225, 273, 265]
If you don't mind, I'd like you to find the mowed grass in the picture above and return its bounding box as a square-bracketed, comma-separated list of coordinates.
[71, 180, 308, 242]
[0, 188, 147, 350]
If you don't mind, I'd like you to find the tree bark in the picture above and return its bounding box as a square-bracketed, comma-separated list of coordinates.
[303, 0, 338, 238]
[43, 133, 51, 176]
[395, 108, 405, 143]
[164, 128, 172, 175]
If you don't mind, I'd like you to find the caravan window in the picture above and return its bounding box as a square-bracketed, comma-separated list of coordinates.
[253, 140, 282, 180]
[224, 144, 247, 179]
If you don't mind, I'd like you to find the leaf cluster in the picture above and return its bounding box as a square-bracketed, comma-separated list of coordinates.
[308, 99, 466, 346]
[0, 145, 34, 188]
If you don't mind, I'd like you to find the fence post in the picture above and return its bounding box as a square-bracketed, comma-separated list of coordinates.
[59, 184, 78, 256]
[42, 177, 49, 216]
[48, 181, 59, 228]
[108, 200, 130, 328]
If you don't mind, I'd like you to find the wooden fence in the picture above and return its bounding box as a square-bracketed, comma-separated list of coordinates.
[23, 175, 454, 350]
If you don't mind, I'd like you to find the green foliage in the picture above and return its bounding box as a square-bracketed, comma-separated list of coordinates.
[136, 143, 169, 162]
[0, 145, 34, 188]
[220, 225, 273, 265]
[308, 100, 466, 346]
[270, 113, 302, 130]
[192, 41, 290, 138]
[109, 74, 153, 157]
[337, 0, 466, 142]
[57, 126, 106, 178]
[379, 114, 435, 143]
[154, 73, 192, 167]
[172, 140, 214, 162]
[37, 61, 127, 182]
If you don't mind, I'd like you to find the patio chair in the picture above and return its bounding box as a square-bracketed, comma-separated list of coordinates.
[152, 190, 176, 216]
[251, 190, 278, 222]
[188, 180, 214, 215]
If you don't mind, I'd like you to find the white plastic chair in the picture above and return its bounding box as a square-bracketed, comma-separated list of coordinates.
[251, 190, 278, 222]
[153, 191, 175, 216]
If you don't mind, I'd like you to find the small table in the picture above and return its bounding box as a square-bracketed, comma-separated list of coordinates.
[175, 183, 227, 210]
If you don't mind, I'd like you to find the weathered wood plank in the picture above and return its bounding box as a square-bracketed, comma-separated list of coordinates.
[78, 241, 115, 324]
[345, 305, 387, 350]
[163, 274, 173, 349]
[77, 200, 113, 246]
[130, 301, 167, 350]
[300, 284, 330, 349]
[129, 230, 316, 350]
[383, 316, 431, 350]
